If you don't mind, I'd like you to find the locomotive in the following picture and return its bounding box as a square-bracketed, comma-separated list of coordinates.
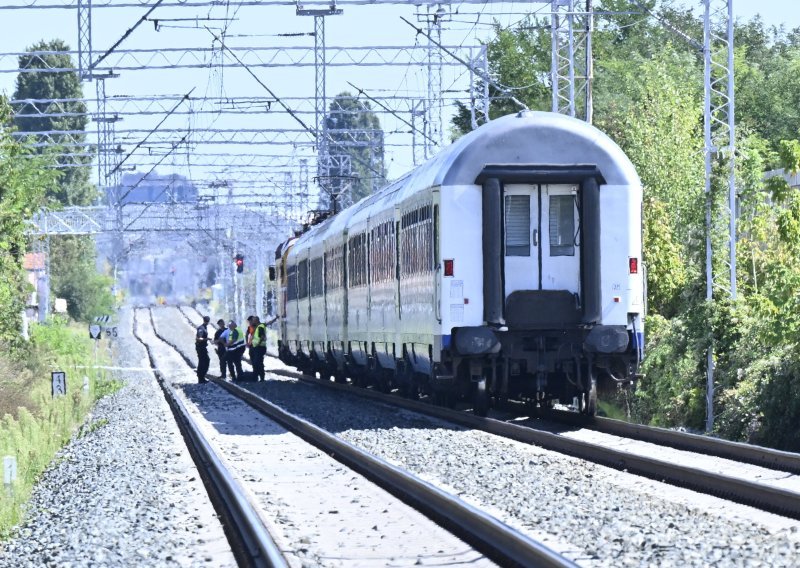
[274, 111, 644, 415]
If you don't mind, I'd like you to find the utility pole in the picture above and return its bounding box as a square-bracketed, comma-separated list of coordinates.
[702, 0, 736, 433]
[585, 0, 593, 124]
[297, 3, 342, 208]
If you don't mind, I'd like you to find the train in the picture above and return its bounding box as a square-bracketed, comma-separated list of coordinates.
[272, 111, 644, 416]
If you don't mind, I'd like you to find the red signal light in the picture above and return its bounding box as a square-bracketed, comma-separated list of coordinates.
[629, 257, 638, 274]
[444, 259, 454, 277]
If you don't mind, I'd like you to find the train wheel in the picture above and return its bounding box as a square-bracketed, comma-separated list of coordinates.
[473, 376, 489, 417]
[376, 370, 392, 393]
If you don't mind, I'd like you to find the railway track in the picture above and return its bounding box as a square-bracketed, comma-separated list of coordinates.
[179, 307, 800, 522]
[131, 310, 288, 568]
[527, 408, 800, 474]
[176, 306, 800, 518]
[147, 306, 577, 568]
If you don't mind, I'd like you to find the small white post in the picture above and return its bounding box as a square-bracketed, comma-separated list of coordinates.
[4, 455, 16, 496]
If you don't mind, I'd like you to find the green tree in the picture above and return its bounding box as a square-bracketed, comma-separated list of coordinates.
[13, 40, 113, 322]
[320, 92, 385, 210]
[451, 17, 551, 137]
[49, 236, 114, 322]
[733, 18, 800, 154]
[0, 97, 57, 343]
[13, 39, 94, 206]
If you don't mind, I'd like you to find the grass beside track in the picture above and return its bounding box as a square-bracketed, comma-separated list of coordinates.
[0, 318, 122, 539]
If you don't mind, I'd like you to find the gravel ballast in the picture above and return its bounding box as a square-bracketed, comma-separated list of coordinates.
[0, 308, 235, 567]
[145, 307, 502, 567]
[157, 306, 800, 566]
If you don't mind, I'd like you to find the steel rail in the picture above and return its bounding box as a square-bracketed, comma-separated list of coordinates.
[213, 377, 576, 568]
[174, 305, 800, 513]
[188, 305, 800, 489]
[285, 373, 800, 520]
[132, 310, 288, 568]
[159, 307, 576, 568]
[536, 409, 800, 475]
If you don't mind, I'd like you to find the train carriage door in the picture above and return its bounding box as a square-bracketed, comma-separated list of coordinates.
[504, 184, 539, 296]
[541, 184, 581, 294]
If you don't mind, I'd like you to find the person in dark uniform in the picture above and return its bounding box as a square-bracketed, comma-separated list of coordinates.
[213, 318, 227, 379]
[195, 316, 211, 383]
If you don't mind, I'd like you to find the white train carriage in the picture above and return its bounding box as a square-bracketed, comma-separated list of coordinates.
[276, 111, 644, 415]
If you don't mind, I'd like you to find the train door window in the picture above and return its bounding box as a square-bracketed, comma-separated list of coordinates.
[505, 195, 531, 256]
[549, 195, 576, 256]
[287, 265, 297, 301]
[433, 205, 439, 270]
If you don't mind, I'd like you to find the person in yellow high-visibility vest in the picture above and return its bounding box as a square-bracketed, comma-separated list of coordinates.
[251, 316, 267, 381]
[225, 321, 245, 381]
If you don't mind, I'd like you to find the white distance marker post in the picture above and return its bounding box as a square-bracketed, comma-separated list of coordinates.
[51, 371, 67, 397]
[89, 324, 101, 366]
[3, 455, 16, 496]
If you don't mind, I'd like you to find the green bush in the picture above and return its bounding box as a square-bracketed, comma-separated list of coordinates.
[0, 319, 121, 538]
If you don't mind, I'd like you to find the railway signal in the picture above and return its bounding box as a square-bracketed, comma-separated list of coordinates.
[235, 254, 244, 273]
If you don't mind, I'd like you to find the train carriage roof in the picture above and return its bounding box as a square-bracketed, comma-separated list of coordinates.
[405, 110, 639, 189]
[291, 111, 640, 250]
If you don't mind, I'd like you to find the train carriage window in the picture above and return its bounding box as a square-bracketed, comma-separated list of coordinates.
[400, 203, 435, 277]
[324, 246, 344, 292]
[505, 195, 531, 256]
[310, 257, 324, 297]
[549, 195, 576, 256]
[297, 259, 309, 298]
[348, 233, 368, 287]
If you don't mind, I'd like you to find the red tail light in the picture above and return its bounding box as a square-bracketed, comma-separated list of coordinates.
[444, 259, 454, 277]
[629, 257, 638, 274]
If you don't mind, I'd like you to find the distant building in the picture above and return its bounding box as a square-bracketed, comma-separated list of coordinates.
[23, 252, 45, 308]
[108, 171, 199, 205]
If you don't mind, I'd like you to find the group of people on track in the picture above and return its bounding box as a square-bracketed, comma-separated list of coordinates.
[194, 314, 277, 383]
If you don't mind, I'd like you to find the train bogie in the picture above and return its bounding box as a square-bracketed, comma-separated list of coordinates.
[276, 111, 644, 415]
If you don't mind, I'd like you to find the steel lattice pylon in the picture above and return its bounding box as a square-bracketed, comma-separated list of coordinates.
[77, 0, 91, 81]
[703, 0, 735, 433]
[550, 0, 592, 121]
[425, 4, 445, 156]
[315, 14, 327, 177]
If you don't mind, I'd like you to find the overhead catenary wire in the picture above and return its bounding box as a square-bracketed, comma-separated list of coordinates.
[89, 0, 167, 71]
[108, 88, 196, 178]
[400, 15, 528, 112]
